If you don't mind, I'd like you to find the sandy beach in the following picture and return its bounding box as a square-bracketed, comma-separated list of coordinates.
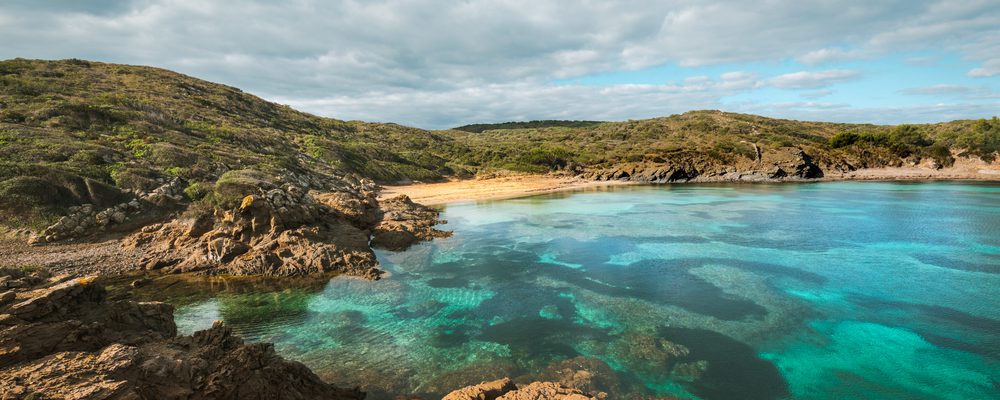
[383, 161, 1000, 205]
[379, 174, 635, 205]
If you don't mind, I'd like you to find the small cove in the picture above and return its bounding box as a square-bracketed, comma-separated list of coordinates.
[141, 182, 1000, 399]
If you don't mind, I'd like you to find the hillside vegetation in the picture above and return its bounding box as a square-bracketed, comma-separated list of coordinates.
[0, 58, 996, 230]
[444, 113, 997, 173]
[0, 59, 465, 228]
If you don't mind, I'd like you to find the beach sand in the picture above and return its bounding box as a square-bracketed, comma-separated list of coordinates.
[382, 159, 1000, 205]
[379, 174, 634, 205]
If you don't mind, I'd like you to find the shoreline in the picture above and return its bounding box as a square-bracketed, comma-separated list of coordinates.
[381, 167, 1000, 205]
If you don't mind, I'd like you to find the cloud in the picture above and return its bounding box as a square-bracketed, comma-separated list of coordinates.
[798, 48, 866, 65]
[800, 89, 834, 99]
[0, 0, 997, 127]
[900, 84, 999, 99]
[900, 84, 972, 95]
[969, 59, 1000, 77]
[764, 70, 861, 89]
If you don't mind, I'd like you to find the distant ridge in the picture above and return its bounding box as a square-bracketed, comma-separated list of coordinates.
[453, 120, 604, 133]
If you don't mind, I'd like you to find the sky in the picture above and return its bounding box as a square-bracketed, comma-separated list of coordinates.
[1, 0, 998, 129]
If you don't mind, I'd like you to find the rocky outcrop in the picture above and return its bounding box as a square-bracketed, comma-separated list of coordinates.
[579, 146, 824, 183]
[0, 267, 363, 400]
[30, 178, 186, 244]
[122, 175, 448, 279]
[443, 378, 519, 400]
[444, 379, 599, 400]
[372, 194, 451, 251]
[123, 182, 382, 278]
[31, 200, 144, 244]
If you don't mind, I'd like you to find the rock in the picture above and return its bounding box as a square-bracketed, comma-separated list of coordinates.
[498, 382, 596, 400]
[0, 269, 364, 400]
[0, 290, 15, 306]
[443, 378, 518, 400]
[371, 195, 452, 251]
[123, 181, 392, 279]
[111, 211, 127, 224]
[444, 380, 599, 400]
[535, 357, 619, 398]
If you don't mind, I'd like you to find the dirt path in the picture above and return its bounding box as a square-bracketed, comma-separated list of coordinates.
[0, 235, 144, 275]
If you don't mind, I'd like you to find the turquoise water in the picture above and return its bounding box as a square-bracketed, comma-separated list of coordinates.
[168, 182, 1000, 399]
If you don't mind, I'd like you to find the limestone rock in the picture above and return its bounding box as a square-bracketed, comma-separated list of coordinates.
[444, 379, 599, 400]
[443, 378, 518, 400]
[372, 194, 452, 251]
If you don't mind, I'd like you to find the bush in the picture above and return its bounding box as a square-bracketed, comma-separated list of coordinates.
[213, 169, 273, 207]
[521, 145, 572, 169]
[183, 182, 211, 201]
[924, 144, 954, 167]
[956, 117, 1000, 161]
[829, 132, 859, 148]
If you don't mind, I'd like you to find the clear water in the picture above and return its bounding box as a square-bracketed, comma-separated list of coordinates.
[164, 182, 1000, 399]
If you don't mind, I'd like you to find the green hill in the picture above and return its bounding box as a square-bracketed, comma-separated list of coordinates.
[0, 59, 466, 228]
[1, 58, 997, 230]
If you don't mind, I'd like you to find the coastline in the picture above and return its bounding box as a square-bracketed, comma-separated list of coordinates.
[381, 166, 1000, 205]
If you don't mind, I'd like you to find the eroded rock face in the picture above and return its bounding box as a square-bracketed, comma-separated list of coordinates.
[0, 275, 175, 369]
[0, 268, 364, 400]
[123, 182, 383, 279]
[123, 176, 448, 279]
[579, 146, 824, 183]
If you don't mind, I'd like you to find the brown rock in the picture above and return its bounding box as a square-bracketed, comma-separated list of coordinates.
[372, 195, 452, 251]
[0, 270, 363, 400]
[443, 378, 518, 400]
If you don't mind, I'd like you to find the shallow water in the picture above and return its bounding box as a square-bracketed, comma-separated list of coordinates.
[163, 182, 1000, 399]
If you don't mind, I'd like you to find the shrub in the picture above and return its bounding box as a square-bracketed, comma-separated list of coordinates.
[925, 144, 955, 167]
[183, 182, 211, 201]
[829, 132, 859, 148]
[213, 169, 272, 208]
[521, 145, 572, 169]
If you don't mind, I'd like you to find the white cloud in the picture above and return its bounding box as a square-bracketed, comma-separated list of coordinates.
[900, 84, 972, 95]
[765, 70, 861, 90]
[800, 89, 834, 99]
[969, 59, 1000, 77]
[900, 84, 999, 99]
[0, 0, 997, 127]
[798, 48, 866, 65]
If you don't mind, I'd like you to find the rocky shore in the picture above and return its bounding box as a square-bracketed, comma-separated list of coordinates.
[579, 147, 1000, 184]
[0, 266, 364, 400]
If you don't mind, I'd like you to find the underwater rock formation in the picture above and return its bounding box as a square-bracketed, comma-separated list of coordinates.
[0, 267, 363, 400]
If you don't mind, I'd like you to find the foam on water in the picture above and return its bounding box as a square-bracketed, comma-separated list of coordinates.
[164, 182, 1000, 399]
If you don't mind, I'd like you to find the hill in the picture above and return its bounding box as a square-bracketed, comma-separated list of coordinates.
[0, 58, 467, 229]
[443, 112, 998, 174]
[1, 58, 997, 231]
[453, 120, 604, 133]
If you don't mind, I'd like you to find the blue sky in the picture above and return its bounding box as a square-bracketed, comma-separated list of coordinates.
[0, 0, 997, 129]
